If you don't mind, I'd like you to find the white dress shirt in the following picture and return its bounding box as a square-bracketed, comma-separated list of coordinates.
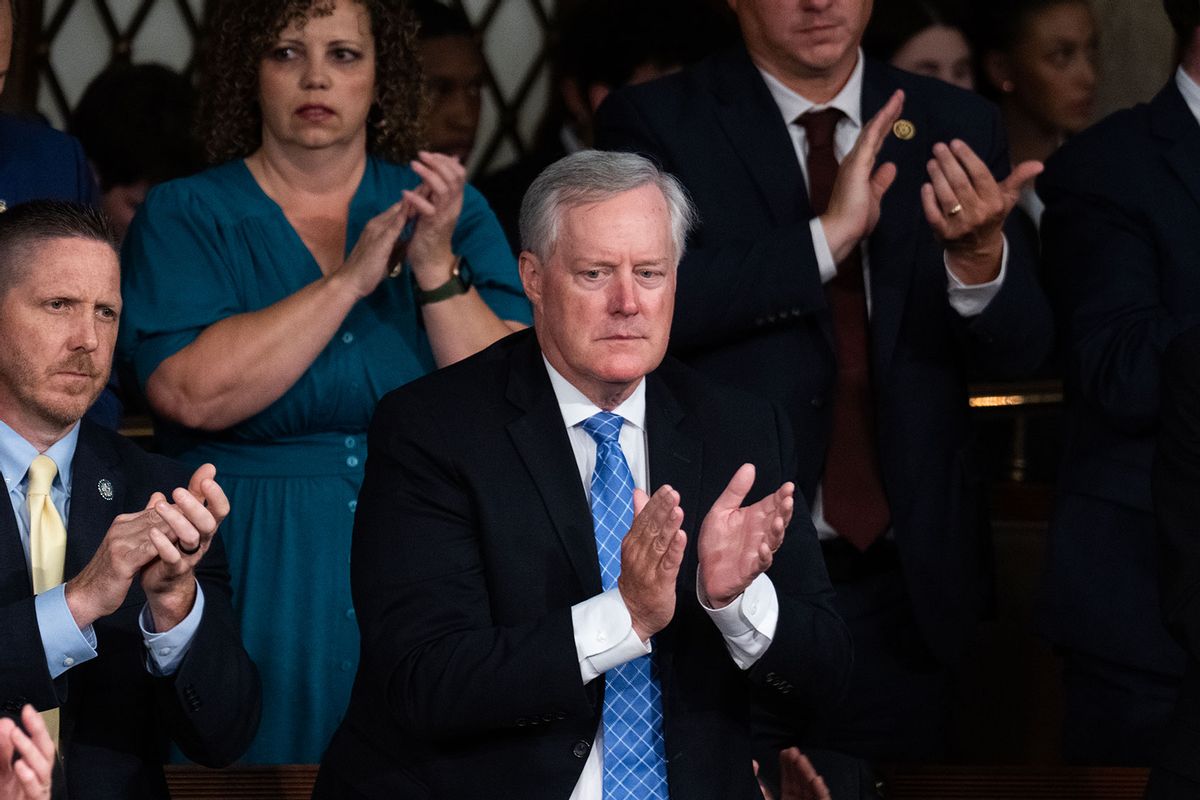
[543, 359, 779, 800]
[1176, 66, 1200, 125]
[756, 51, 1008, 539]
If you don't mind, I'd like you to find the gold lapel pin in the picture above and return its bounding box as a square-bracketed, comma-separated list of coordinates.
[892, 119, 916, 140]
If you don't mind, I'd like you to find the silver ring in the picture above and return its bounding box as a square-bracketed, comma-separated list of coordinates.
[947, 203, 963, 216]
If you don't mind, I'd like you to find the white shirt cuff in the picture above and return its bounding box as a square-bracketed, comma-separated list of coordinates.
[697, 572, 779, 670]
[570, 587, 652, 684]
[35, 584, 97, 679]
[139, 581, 205, 677]
[945, 235, 1008, 317]
[810, 217, 839, 284]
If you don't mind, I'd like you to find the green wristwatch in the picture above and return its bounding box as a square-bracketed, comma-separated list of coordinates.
[415, 257, 471, 305]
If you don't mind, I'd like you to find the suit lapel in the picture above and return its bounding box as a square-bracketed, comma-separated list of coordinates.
[504, 336, 602, 596]
[862, 60, 924, 374]
[644, 371, 702, 712]
[65, 423, 124, 581]
[1153, 81, 1200, 216]
[708, 46, 809, 226]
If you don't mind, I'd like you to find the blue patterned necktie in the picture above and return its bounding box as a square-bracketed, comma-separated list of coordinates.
[581, 411, 669, 799]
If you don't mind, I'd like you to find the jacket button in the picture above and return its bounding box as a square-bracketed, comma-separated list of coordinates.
[572, 740, 591, 758]
[810, 395, 825, 408]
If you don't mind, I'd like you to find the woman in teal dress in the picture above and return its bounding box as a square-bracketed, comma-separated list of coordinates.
[117, 0, 529, 763]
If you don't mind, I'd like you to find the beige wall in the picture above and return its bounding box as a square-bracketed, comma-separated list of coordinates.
[1092, 0, 1176, 118]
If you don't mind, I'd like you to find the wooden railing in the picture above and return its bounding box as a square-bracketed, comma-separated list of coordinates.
[163, 764, 1149, 799]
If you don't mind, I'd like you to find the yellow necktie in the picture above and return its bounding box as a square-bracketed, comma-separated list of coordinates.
[27, 454, 65, 743]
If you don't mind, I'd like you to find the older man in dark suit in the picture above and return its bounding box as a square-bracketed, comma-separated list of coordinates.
[0, 201, 260, 799]
[595, 0, 1053, 767]
[314, 150, 850, 799]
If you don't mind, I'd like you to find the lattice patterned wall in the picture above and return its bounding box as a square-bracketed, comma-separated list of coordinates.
[29, 0, 555, 175]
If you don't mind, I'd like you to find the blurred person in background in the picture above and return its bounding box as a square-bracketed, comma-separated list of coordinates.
[863, 0, 975, 91]
[973, 0, 1098, 226]
[0, 0, 96, 210]
[475, 0, 735, 253]
[117, 0, 529, 764]
[1036, 0, 1198, 769]
[69, 63, 202, 243]
[410, 0, 485, 163]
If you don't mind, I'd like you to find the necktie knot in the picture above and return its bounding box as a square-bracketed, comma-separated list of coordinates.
[27, 455, 58, 498]
[581, 411, 624, 447]
[797, 107, 843, 151]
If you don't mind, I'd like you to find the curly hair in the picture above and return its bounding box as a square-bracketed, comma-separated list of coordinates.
[196, 0, 424, 165]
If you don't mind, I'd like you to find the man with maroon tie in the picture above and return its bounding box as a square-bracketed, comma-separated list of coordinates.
[597, 0, 1053, 773]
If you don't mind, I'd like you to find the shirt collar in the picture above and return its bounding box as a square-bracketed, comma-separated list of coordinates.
[757, 49, 865, 129]
[1176, 66, 1200, 128]
[542, 356, 647, 433]
[0, 418, 80, 496]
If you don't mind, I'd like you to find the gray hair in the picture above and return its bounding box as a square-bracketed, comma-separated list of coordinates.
[518, 150, 698, 263]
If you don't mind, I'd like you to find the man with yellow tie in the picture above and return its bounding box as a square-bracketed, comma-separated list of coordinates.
[0, 200, 260, 799]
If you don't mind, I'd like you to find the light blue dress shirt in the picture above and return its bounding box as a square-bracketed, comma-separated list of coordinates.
[0, 419, 203, 679]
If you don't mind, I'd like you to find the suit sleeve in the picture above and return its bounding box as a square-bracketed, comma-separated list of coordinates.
[351, 393, 596, 740]
[1041, 156, 1200, 433]
[154, 530, 261, 766]
[954, 105, 1055, 379]
[1154, 327, 1200, 659]
[742, 403, 852, 712]
[596, 90, 831, 356]
[0, 598, 64, 714]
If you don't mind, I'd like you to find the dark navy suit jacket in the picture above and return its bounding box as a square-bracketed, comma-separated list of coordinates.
[315, 330, 851, 799]
[0, 421, 260, 799]
[596, 47, 1053, 664]
[0, 114, 97, 208]
[1037, 78, 1200, 679]
[1155, 326, 1200, 785]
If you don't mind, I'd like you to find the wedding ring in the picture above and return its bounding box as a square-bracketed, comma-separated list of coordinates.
[947, 203, 963, 216]
[178, 541, 201, 556]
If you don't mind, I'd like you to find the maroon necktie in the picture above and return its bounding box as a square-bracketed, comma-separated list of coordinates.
[798, 108, 891, 552]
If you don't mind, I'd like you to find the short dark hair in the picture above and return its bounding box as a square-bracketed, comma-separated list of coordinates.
[863, 0, 968, 63]
[0, 201, 116, 294]
[69, 63, 201, 192]
[409, 0, 474, 40]
[557, 0, 733, 92]
[1164, 0, 1200, 41]
[972, 0, 1090, 53]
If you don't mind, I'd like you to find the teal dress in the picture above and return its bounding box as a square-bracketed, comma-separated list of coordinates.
[118, 158, 531, 764]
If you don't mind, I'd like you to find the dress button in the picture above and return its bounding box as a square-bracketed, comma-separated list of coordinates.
[749, 602, 759, 616]
[348, 499, 358, 513]
[62, 657, 74, 667]
[344, 436, 356, 448]
[345, 608, 355, 620]
[342, 332, 355, 344]
[596, 630, 607, 643]
[572, 740, 591, 758]
[159, 647, 173, 656]
[340, 660, 352, 672]
[346, 456, 360, 468]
